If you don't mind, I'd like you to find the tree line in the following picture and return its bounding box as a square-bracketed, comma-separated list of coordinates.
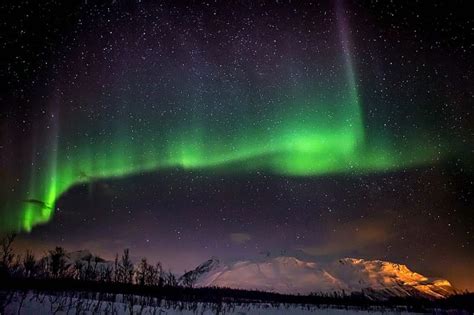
[0, 234, 187, 287]
[1, 233, 473, 313]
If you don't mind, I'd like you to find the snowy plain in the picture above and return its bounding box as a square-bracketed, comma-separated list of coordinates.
[1, 291, 428, 315]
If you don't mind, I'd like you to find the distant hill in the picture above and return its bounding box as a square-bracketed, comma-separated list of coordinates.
[183, 256, 455, 299]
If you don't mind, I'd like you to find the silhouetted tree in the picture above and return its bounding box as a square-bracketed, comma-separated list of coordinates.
[181, 269, 198, 288]
[100, 264, 113, 282]
[118, 249, 134, 284]
[93, 256, 101, 280]
[48, 247, 69, 278]
[0, 233, 16, 278]
[113, 253, 119, 282]
[136, 258, 149, 286]
[84, 254, 94, 281]
[73, 260, 84, 280]
[151, 262, 164, 287]
[164, 270, 178, 287]
[22, 250, 37, 278]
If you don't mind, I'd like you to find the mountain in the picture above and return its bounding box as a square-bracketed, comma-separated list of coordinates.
[67, 250, 104, 262]
[184, 256, 455, 299]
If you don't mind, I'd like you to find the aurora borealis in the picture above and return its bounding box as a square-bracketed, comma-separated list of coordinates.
[2, 1, 443, 232]
[1, 0, 473, 291]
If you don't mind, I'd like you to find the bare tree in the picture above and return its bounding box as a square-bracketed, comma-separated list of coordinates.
[100, 265, 113, 282]
[139, 261, 164, 287]
[73, 260, 84, 280]
[84, 254, 94, 281]
[155, 262, 164, 287]
[136, 258, 149, 286]
[0, 233, 16, 278]
[181, 269, 198, 288]
[164, 270, 178, 287]
[48, 247, 69, 278]
[119, 249, 134, 284]
[113, 253, 119, 282]
[22, 250, 37, 278]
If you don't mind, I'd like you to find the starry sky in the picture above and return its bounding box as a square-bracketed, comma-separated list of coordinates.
[1, 1, 473, 290]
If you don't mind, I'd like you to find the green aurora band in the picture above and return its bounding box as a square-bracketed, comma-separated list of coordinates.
[3, 7, 442, 233]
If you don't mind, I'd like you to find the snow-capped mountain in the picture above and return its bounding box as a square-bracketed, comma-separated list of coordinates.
[185, 256, 455, 299]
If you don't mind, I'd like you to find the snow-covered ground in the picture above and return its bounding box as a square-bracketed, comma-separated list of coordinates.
[1, 291, 423, 314]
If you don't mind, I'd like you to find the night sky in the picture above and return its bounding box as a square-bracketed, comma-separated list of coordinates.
[1, 1, 473, 290]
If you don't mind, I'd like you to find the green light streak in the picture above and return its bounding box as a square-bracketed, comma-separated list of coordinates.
[2, 8, 443, 233]
[11, 90, 438, 232]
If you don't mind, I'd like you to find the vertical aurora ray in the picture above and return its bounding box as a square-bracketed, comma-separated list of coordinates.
[336, 0, 364, 143]
[2, 2, 446, 233]
[267, 0, 364, 176]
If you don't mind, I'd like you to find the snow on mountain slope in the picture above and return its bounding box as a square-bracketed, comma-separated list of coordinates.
[189, 256, 455, 299]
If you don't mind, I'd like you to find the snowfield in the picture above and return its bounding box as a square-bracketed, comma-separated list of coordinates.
[2, 291, 424, 315]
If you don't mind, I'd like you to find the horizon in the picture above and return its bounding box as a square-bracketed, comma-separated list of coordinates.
[11, 233, 473, 292]
[2, 236, 463, 300]
[1, 0, 473, 308]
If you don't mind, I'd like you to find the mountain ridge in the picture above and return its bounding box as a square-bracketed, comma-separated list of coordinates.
[182, 256, 455, 299]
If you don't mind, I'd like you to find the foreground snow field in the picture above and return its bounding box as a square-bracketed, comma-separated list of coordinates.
[1, 291, 424, 315]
